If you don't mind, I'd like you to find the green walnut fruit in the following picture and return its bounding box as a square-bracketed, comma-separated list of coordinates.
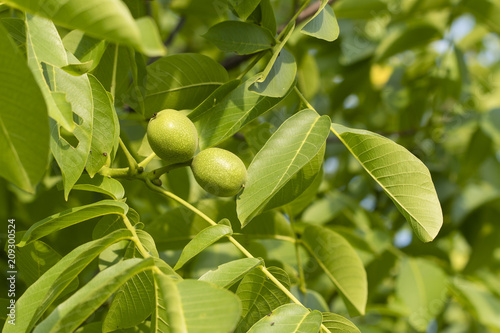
[147, 109, 198, 164]
[191, 148, 247, 197]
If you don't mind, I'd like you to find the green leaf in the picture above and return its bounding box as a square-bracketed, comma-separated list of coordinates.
[235, 267, 290, 333]
[199, 258, 263, 288]
[321, 312, 361, 333]
[0, 17, 26, 49]
[333, 0, 387, 19]
[86, 74, 118, 176]
[249, 48, 296, 97]
[396, 257, 448, 331]
[257, 0, 277, 35]
[301, 225, 367, 316]
[291, 287, 329, 312]
[18, 200, 128, 246]
[0, 22, 49, 193]
[374, 22, 441, 62]
[141, 53, 228, 118]
[4, 0, 165, 56]
[3, 229, 134, 333]
[25, 14, 74, 132]
[247, 303, 322, 333]
[155, 275, 242, 333]
[263, 143, 325, 212]
[462, 0, 500, 34]
[238, 109, 331, 226]
[331, 123, 443, 242]
[188, 79, 241, 122]
[62, 30, 107, 71]
[301, 1, 339, 42]
[204, 21, 275, 55]
[15, 240, 63, 286]
[71, 174, 125, 199]
[196, 77, 290, 149]
[284, 167, 323, 217]
[125, 48, 147, 116]
[34, 258, 155, 333]
[452, 277, 500, 329]
[61, 61, 94, 75]
[103, 270, 155, 332]
[228, 0, 261, 20]
[93, 207, 140, 239]
[174, 223, 233, 270]
[252, 22, 294, 86]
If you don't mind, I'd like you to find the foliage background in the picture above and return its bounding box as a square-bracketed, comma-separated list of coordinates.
[1, 0, 500, 332]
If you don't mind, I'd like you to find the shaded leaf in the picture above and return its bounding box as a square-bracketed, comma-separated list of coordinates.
[62, 30, 107, 71]
[235, 267, 290, 333]
[86, 74, 118, 176]
[18, 200, 128, 246]
[188, 79, 241, 122]
[301, 1, 339, 42]
[142, 53, 228, 118]
[301, 225, 367, 316]
[0, 22, 49, 193]
[34, 258, 155, 333]
[204, 21, 275, 55]
[229, 0, 261, 20]
[196, 77, 290, 149]
[331, 123, 443, 242]
[249, 48, 296, 97]
[72, 174, 125, 199]
[3, 229, 134, 333]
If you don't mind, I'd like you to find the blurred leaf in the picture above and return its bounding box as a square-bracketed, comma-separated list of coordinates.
[4, 229, 134, 333]
[333, 0, 387, 19]
[249, 48, 296, 97]
[462, 0, 500, 34]
[235, 266, 290, 333]
[331, 124, 443, 242]
[174, 223, 233, 270]
[451, 181, 500, 224]
[481, 108, 500, 145]
[199, 257, 263, 288]
[86, 74, 118, 176]
[196, 77, 289, 149]
[229, 0, 261, 20]
[238, 109, 331, 226]
[61, 61, 93, 75]
[4, 0, 165, 56]
[246, 303, 322, 332]
[375, 22, 441, 62]
[301, 1, 339, 42]
[34, 258, 155, 332]
[258, 0, 277, 35]
[395, 257, 448, 331]
[301, 225, 367, 316]
[321, 312, 361, 333]
[452, 277, 500, 329]
[15, 240, 65, 286]
[204, 21, 275, 54]
[142, 54, 228, 118]
[155, 275, 242, 333]
[18, 200, 129, 246]
[0, 22, 49, 193]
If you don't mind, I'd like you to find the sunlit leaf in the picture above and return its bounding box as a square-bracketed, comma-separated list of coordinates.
[247, 304, 322, 333]
[331, 123, 443, 242]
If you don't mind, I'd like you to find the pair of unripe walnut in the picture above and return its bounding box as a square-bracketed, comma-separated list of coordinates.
[147, 109, 247, 197]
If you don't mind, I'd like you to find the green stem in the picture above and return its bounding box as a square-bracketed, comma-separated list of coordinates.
[120, 213, 150, 258]
[296, 240, 307, 293]
[237, 52, 266, 80]
[144, 160, 192, 180]
[119, 137, 139, 173]
[143, 179, 329, 331]
[294, 86, 315, 110]
[277, 0, 311, 41]
[99, 166, 130, 178]
[110, 44, 119, 99]
[138, 152, 157, 169]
